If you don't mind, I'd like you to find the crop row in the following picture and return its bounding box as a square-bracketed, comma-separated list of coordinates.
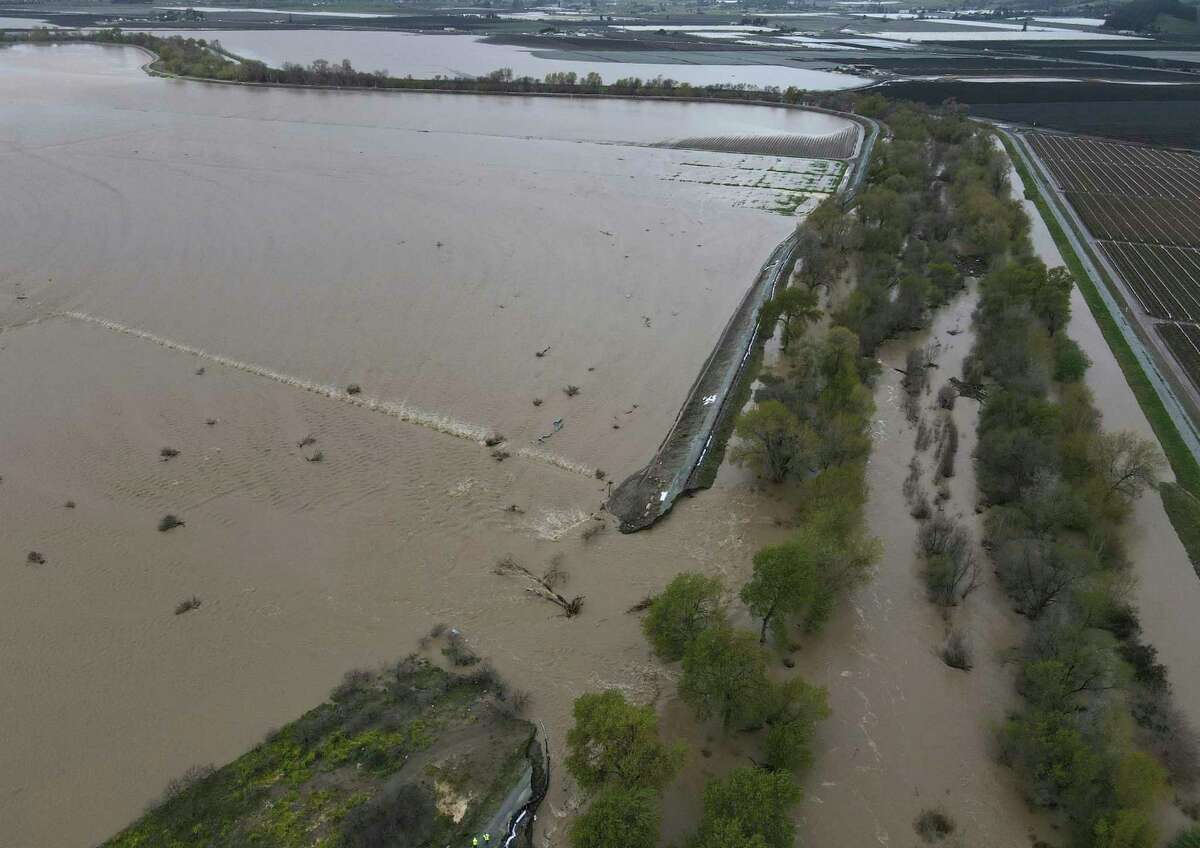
[1157, 322, 1200, 396]
[1099, 241, 1200, 322]
[1069, 193, 1200, 248]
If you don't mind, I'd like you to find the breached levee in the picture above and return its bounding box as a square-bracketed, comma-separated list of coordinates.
[56, 311, 599, 478]
[608, 231, 801, 532]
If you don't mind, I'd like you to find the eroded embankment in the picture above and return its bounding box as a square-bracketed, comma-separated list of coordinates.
[608, 230, 800, 531]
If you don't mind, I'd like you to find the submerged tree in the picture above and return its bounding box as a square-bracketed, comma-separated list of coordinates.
[641, 572, 725, 662]
[565, 691, 684, 793]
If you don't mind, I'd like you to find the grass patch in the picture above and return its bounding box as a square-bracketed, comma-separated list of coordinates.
[1161, 483, 1200, 575]
[101, 657, 536, 848]
[998, 133, 1200, 501]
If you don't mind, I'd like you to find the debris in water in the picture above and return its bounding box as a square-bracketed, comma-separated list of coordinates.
[535, 346, 551, 358]
[345, 384, 362, 396]
[27, 551, 46, 565]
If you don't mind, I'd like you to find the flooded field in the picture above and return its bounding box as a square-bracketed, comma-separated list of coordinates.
[141, 28, 870, 89]
[0, 42, 856, 847]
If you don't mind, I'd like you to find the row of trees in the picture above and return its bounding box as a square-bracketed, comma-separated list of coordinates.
[965, 204, 1197, 845]
[59, 28, 832, 106]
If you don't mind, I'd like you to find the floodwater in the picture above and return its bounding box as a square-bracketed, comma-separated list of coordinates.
[0, 42, 860, 847]
[140, 28, 871, 89]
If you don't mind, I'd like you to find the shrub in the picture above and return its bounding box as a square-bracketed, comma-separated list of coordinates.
[158, 514, 185, 532]
[569, 785, 659, 848]
[345, 384, 362, 395]
[941, 629, 973, 671]
[442, 632, 480, 667]
[155, 764, 215, 808]
[26, 551, 45, 565]
[564, 385, 580, 397]
[174, 596, 201, 615]
[339, 779, 436, 848]
[330, 668, 374, 703]
[1169, 826, 1200, 848]
[918, 516, 977, 606]
[160, 447, 180, 460]
[642, 572, 725, 661]
[914, 807, 955, 842]
[565, 690, 683, 792]
[937, 383, 957, 410]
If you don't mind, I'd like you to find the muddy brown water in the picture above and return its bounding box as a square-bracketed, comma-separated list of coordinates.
[0, 43, 855, 847]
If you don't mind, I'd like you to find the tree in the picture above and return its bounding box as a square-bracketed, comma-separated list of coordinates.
[692, 767, 800, 848]
[771, 287, 821, 352]
[679, 627, 770, 730]
[642, 573, 725, 662]
[760, 678, 830, 772]
[1093, 808, 1157, 848]
[565, 691, 683, 793]
[731, 401, 809, 483]
[1089, 431, 1165, 503]
[1035, 267, 1074, 336]
[740, 541, 814, 643]
[690, 817, 769, 848]
[569, 785, 658, 848]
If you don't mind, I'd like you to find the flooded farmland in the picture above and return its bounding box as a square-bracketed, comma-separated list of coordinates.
[141, 28, 870, 89]
[0, 41, 861, 847]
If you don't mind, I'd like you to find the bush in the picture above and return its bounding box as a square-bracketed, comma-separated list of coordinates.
[914, 807, 955, 842]
[331, 668, 374, 703]
[569, 785, 658, 848]
[565, 690, 683, 792]
[1053, 335, 1091, 383]
[642, 572, 725, 661]
[941, 629, 973, 671]
[174, 596, 202, 615]
[1169, 826, 1200, 848]
[339, 779, 436, 848]
[692, 766, 800, 848]
[158, 514, 185, 532]
[442, 632, 480, 667]
[918, 516, 977, 606]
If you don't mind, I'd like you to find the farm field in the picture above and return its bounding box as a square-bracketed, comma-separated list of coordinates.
[1159, 322, 1200, 395]
[1028, 132, 1200, 390]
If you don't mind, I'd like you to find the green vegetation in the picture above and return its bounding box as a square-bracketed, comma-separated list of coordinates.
[565, 691, 684, 793]
[960, 163, 1198, 846]
[642, 572, 726, 662]
[1161, 483, 1200, 574]
[29, 28, 858, 108]
[691, 767, 800, 848]
[565, 691, 681, 848]
[999, 132, 1200, 527]
[103, 654, 536, 848]
[569, 785, 659, 848]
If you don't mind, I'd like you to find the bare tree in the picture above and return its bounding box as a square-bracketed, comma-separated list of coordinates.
[1089, 431, 1166, 502]
[494, 555, 583, 617]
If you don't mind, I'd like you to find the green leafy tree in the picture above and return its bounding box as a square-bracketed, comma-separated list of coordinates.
[679, 627, 770, 730]
[760, 678, 830, 772]
[731, 401, 810, 483]
[1035, 267, 1074, 336]
[692, 767, 801, 848]
[690, 817, 770, 848]
[642, 573, 725, 662]
[771, 287, 822, 352]
[740, 541, 814, 643]
[569, 785, 659, 848]
[1093, 808, 1157, 848]
[565, 691, 684, 793]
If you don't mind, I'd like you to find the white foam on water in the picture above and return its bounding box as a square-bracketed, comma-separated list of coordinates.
[58, 311, 599, 478]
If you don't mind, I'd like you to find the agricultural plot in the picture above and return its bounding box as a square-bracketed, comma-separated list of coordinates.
[1099, 242, 1200, 321]
[1157, 322, 1200, 395]
[1028, 132, 1200, 326]
[663, 154, 846, 214]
